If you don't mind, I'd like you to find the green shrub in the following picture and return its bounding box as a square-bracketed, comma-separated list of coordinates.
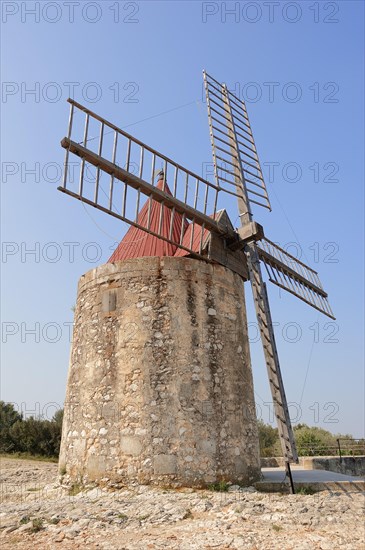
[68, 483, 83, 496]
[208, 480, 230, 492]
[31, 518, 44, 533]
[296, 486, 316, 495]
[257, 419, 361, 457]
[0, 402, 63, 458]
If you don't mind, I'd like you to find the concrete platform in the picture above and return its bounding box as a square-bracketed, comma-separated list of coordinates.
[255, 467, 365, 493]
[262, 466, 364, 482]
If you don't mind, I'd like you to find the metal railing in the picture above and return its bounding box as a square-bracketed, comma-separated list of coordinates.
[336, 438, 365, 462]
[295, 441, 365, 458]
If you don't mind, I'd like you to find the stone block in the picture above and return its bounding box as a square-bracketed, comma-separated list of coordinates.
[87, 456, 107, 478]
[198, 439, 216, 455]
[153, 454, 177, 475]
[120, 436, 142, 456]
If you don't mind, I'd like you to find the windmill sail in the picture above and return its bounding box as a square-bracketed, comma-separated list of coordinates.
[245, 240, 299, 463]
[257, 238, 335, 319]
[59, 99, 236, 259]
[243, 242, 298, 462]
[204, 71, 299, 464]
[203, 72, 334, 320]
[203, 71, 271, 217]
[59, 99, 248, 277]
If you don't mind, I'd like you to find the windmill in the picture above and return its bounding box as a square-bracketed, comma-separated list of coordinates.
[59, 71, 334, 491]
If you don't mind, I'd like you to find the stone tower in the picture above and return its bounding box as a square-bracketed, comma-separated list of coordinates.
[59, 180, 261, 488]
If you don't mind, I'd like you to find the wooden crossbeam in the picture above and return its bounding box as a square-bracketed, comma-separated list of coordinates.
[61, 137, 235, 239]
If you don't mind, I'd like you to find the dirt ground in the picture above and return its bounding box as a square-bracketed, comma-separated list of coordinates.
[0, 457, 364, 549]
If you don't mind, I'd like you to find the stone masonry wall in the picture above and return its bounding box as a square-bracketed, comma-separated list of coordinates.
[59, 257, 260, 487]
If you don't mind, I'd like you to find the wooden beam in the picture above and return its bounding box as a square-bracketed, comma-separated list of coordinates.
[61, 137, 233, 238]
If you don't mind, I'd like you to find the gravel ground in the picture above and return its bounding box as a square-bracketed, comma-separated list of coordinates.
[0, 457, 364, 549]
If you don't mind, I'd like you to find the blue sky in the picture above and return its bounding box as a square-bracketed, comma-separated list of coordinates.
[1, 1, 364, 436]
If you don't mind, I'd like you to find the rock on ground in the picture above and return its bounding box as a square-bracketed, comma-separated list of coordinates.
[0, 458, 364, 549]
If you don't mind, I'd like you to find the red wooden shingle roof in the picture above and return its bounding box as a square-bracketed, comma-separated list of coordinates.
[108, 177, 189, 262]
[173, 223, 211, 258]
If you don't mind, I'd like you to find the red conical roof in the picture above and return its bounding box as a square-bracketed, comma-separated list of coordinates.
[108, 178, 189, 262]
[173, 223, 210, 258]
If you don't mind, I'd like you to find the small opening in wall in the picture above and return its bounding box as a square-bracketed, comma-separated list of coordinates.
[102, 290, 117, 313]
